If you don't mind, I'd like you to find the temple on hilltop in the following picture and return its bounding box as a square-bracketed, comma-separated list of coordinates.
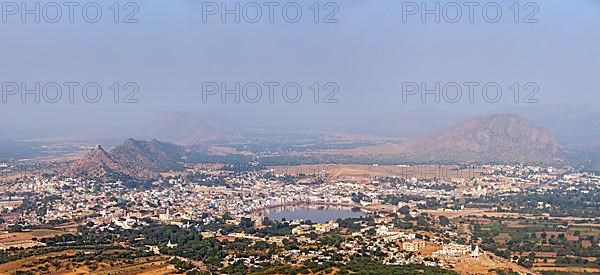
[471, 245, 481, 258]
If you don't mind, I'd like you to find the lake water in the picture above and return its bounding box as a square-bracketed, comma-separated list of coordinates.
[264, 204, 365, 223]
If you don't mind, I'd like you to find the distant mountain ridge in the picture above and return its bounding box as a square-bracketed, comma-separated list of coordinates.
[67, 139, 183, 180]
[66, 114, 567, 181]
[338, 114, 565, 164]
[400, 114, 564, 163]
[142, 112, 239, 146]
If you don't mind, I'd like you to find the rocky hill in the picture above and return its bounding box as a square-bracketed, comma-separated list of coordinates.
[401, 114, 564, 163]
[67, 145, 127, 179]
[67, 139, 183, 181]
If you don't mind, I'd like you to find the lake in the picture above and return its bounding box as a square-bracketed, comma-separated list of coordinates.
[263, 204, 365, 223]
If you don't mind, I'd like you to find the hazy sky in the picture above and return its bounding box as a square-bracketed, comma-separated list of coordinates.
[1, 0, 599, 139]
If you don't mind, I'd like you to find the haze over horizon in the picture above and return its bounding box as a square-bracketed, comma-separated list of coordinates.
[1, 0, 599, 140]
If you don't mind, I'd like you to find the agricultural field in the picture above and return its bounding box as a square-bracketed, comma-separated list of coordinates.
[463, 216, 600, 274]
[0, 246, 171, 274]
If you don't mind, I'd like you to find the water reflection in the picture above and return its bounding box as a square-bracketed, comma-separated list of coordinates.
[264, 204, 365, 223]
